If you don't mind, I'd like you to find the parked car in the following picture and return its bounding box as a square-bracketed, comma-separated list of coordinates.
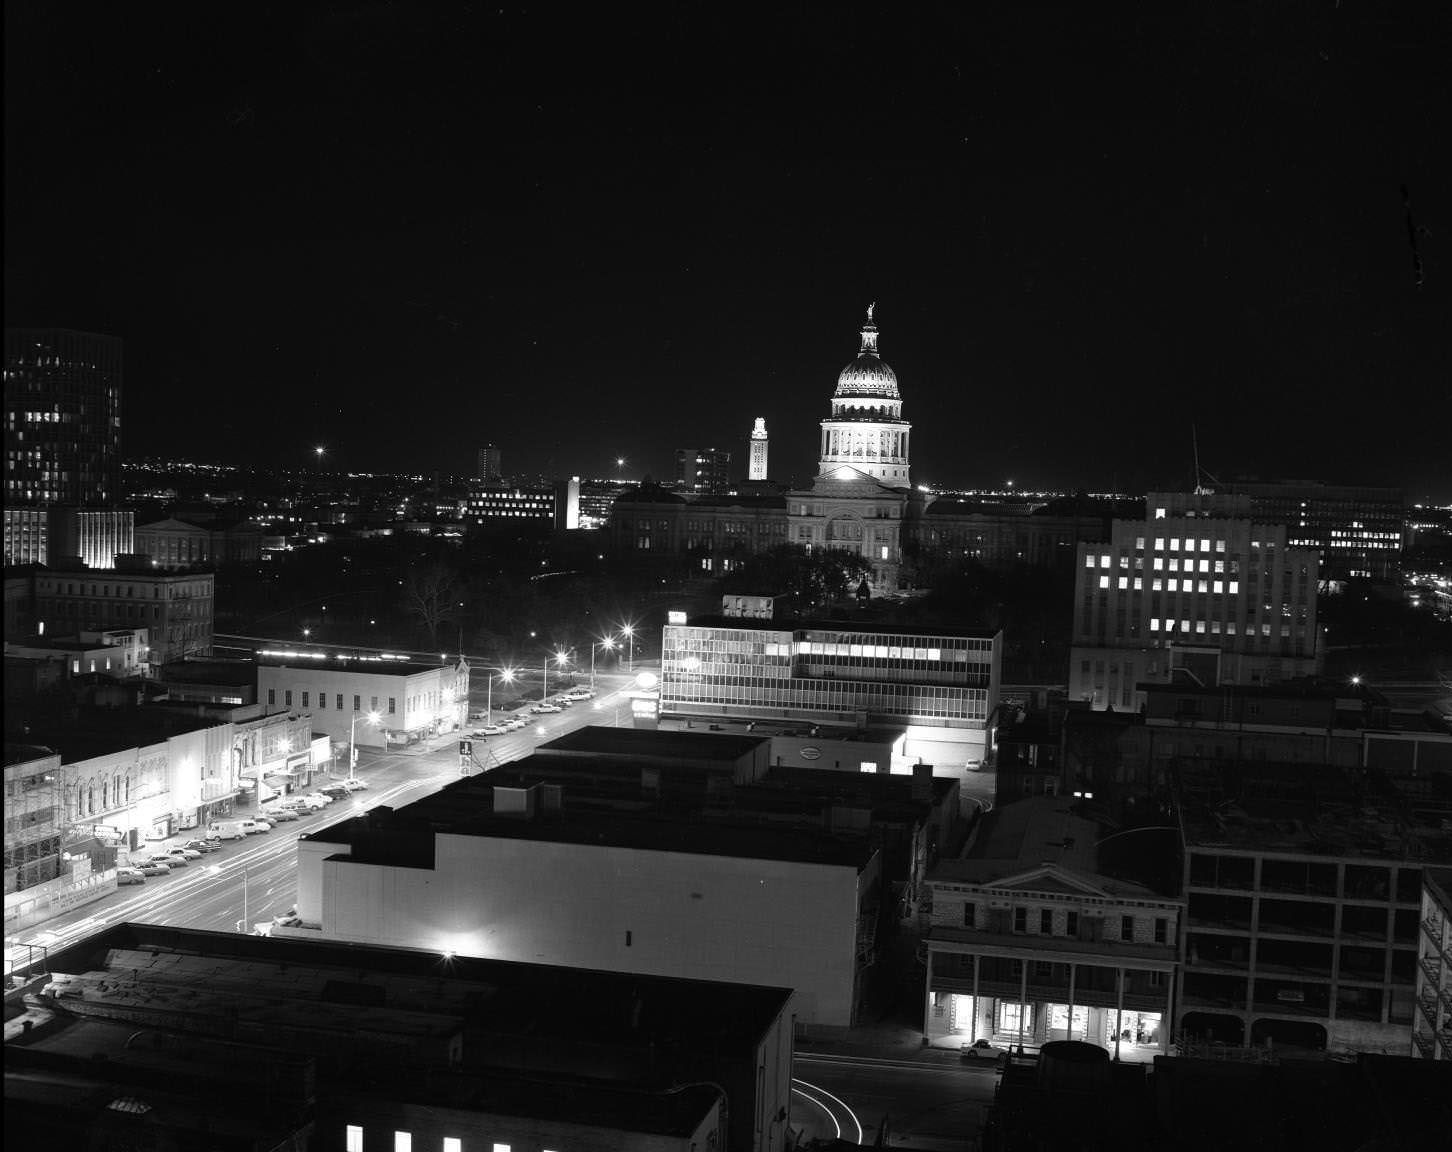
[116, 867, 147, 886]
[143, 853, 185, 869]
[473, 724, 504, 736]
[531, 703, 562, 714]
[262, 806, 298, 821]
[340, 777, 369, 791]
[567, 688, 595, 700]
[272, 911, 302, 928]
[317, 785, 351, 800]
[505, 717, 529, 731]
[280, 797, 325, 813]
[960, 1039, 1009, 1065]
[241, 818, 271, 834]
[300, 793, 334, 807]
[135, 861, 172, 877]
[183, 839, 221, 853]
[164, 847, 203, 861]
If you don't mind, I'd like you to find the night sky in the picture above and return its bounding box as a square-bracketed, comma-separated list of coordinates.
[6, 3, 1449, 498]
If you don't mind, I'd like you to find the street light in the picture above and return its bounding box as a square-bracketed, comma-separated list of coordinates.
[591, 636, 616, 691]
[544, 648, 570, 700]
[486, 668, 516, 724]
[349, 710, 381, 781]
[620, 625, 636, 673]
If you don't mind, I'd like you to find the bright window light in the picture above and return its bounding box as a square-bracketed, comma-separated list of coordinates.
[444, 1141, 462, 1152]
[395, 1133, 412, 1152]
[346, 1126, 364, 1152]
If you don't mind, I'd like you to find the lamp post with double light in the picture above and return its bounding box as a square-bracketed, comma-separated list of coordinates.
[348, 710, 381, 781]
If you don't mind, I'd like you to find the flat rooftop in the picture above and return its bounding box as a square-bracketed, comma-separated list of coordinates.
[34, 925, 792, 1050]
[9, 925, 774, 1136]
[256, 654, 453, 676]
[659, 716, 908, 744]
[539, 725, 768, 761]
[313, 774, 877, 870]
[18, 707, 222, 763]
[1173, 758, 1452, 861]
[682, 615, 1000, 640]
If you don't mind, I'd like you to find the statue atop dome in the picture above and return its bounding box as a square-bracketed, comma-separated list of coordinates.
[866, 302, 875, 324]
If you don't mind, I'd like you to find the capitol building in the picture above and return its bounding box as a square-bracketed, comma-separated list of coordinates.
[608, 307, 1110, 587]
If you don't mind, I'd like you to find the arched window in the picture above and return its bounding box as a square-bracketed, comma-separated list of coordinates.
[102, 781, 109, 810]
[87, 784, 95, 814]
[125, 774, 131, 802]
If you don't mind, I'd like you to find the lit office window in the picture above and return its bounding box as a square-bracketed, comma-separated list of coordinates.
[346, 1126, 364, 1152]
[1099, 576, 1110, 589]
[1118, 577, 1127, 590]
[394, 1133, 411, 1152]
[444, 1141, 462, 1152]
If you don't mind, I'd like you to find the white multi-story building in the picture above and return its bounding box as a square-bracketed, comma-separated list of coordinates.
[1070, 515, 1320, 710]
[294, 775, 881, 1027]
[256, 654, 468, 750]
[922, 796, 1182, 1060]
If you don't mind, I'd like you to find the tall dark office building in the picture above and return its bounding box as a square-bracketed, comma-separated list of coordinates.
[3, 328, 129, 567]
[477, 443, 502, 483]
[1151, 483, 1406, 582]
[675, 447, 733, 494]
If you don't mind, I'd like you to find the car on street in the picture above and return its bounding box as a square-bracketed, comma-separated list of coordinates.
[301, 793, 334, 806]
[279, 797, 324, 812]
[134, 860, 172, 877]
[317, 785, 351, 801]
[164, 847, 203, 862]
[473, 724, 504, 736]
[144, 853, 186, 869]
[501, 717, 528, 732]
[567, 688, 595, 700]
[340, 777, 369, 791]
[241, 819, 272, 834]
[183, 839, 221, 853]
[272, 911, 302, 928]
[531, 703, 562, 714]
[116, 867, 147, 886]
[960, 1039, 1009, 1065]
[261, 806, 299, 821]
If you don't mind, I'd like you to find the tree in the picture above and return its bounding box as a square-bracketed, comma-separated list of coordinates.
[400, 562, 463, 648]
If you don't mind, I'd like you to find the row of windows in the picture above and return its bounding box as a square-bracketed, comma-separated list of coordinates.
[665, 676, 989, 721]
[964, 903, 1171, 945]
[346, 1128, 541, 1152]
[268, 689, 396, 714]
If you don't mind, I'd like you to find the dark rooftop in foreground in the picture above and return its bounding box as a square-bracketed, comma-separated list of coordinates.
[310, 772, 879, 870]
[539, 724, 768, 762]
[7, 924, 787, 1143]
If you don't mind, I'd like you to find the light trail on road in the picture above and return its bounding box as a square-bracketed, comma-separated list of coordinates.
[793, 1076, 864, 1144]
[791, 1083, 842, 1139]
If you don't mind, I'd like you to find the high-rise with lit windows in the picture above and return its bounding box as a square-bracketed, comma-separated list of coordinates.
[1150, 483, 1404, 583]
[1069, 514, 1320, 710]
[4, 328, 128, 567]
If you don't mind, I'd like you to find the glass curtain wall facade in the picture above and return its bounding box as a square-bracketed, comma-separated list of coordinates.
[662, 622, 998, 728]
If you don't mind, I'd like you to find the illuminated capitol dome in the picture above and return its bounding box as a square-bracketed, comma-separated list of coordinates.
[818, 303, 911, 488]
[833, 305, 900, 401]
